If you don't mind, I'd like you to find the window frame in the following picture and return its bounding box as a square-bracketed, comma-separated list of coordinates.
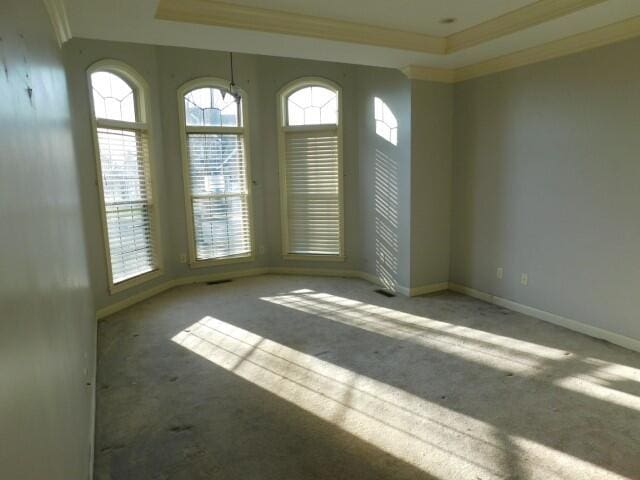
[87, 59, 163, 294]
[177, 77, 255, 268]
[277, 77, 345, 262]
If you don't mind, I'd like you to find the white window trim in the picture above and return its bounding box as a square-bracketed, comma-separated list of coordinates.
[87, 59, 163, 294]
[177, 77, 255, 268]
[277, 77, 345, 262]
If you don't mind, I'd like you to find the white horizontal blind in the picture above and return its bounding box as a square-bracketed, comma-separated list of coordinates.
[187, 133, 251, 260]
[284, 129, 341, 255]
[97, 127, 157, 283]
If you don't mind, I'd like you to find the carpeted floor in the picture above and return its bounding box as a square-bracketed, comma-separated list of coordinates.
[95, 274, 640, 479]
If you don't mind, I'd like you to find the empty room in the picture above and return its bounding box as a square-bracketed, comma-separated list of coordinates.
[3, 0, 640, 478]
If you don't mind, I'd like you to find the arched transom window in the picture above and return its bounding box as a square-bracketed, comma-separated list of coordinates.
[278, 79, 344, 259]
[178, 79, 253, 264]
[88, 61, 161, 291]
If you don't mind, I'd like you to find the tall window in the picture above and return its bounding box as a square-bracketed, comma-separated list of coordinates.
[278, 78, 344, 259]
[178, 79, 253, 265]
[88, 61, 160, 292]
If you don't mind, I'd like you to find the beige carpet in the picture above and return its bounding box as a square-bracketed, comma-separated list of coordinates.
[95, 274, 640, 479]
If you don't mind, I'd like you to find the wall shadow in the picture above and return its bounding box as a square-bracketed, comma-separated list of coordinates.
[374, 148, 400, 291]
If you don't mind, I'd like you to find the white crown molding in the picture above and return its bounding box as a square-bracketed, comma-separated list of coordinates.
[446, 0, 607, 53]
[155, 0, 447, 55]
[154, 0, 640, 83]
[42, 0, 72, 46]
[455, 14, 640, 82]
[401, 66, 456, 84]
[409, 282, 450, 296]
[154, 0, 611, 56]
[404, 14, 640, 84]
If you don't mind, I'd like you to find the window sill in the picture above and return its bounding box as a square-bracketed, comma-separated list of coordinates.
[283, 254, 345, 262]
[109, 268, 164, 295]
[189, 253, 255, 269]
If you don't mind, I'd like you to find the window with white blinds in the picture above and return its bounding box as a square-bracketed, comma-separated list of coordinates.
[89, 64, 160, 291]
[179, 81, 252, 264]
[279, 80, 344, 258]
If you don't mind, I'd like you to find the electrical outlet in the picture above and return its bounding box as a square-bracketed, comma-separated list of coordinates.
[520, 273, 528, 286]
[179, 253, 187, 264]
[496, 267, 503, 280]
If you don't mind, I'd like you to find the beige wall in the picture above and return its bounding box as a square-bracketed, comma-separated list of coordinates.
[451, 36, 640, 341]
[0, 1, 95, 478]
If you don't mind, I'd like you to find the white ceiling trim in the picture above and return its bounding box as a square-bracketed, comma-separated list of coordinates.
[155, 0, 447, 55]
[446, 0, 606, 52]
[404, 15, 640, 83]
[43, 0, 72, 46]
[155, 0, 608, 55]
[401, 66, 457, 84]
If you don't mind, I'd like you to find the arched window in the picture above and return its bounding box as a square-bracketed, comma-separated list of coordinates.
[178, 79, 253, 264]
[278, 78, 344, 259]
[88, 60, 161, 292]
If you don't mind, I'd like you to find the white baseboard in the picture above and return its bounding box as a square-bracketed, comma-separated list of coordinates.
[98, 274, 640, 354]
[176, 267, 271, 287]
[449, 283, 640, 354]
[96, 267, 451, 320]
[269, 266, 361, 279]
[96, 280, 177, 320]
[357, 271, 410, 296]
[410, 281, 450, 297]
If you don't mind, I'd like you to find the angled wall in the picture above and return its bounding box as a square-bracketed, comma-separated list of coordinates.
[356, 66, 412, 291]
[410, 79, 453, 290]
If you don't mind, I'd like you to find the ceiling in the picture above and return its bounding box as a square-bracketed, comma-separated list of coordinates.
[56, 0, 640, 81]
[213, 0, 536, 37]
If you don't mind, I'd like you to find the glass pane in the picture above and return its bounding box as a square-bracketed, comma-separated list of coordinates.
[187, 132, 251, 261]
[106, 204, 155, 283]
[184, 87, 240, 127]
[187, 134, 246, 196]
[287, 85, 337, 126]
[97, 128, 149, 204]
[287, 102, 304, 126]
[192, 196, 251, 260]
[320, 97, 337, 124]
[97, 127, 155, 283]
[91, 71, 136, 122]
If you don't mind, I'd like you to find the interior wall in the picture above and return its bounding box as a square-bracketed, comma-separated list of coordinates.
[451, 36, 640, 341]
[356, 66, 412, 290]
[0, 1, 95, 479]
[410, 79, 453, 288]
